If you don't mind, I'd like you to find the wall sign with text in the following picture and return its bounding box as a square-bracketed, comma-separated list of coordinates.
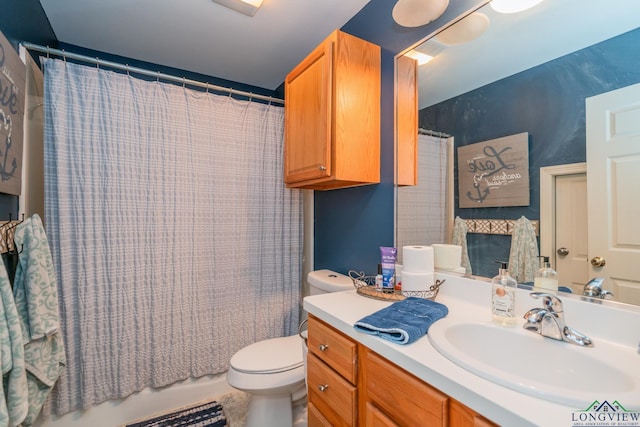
[0, 31, 25, 195]
[457, 132, 529, 208]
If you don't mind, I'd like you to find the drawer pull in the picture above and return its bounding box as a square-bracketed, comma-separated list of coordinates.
[319, 344, 329, 352]
[318, 384, 329, 392]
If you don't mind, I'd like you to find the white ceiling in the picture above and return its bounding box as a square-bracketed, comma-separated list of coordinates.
[36, 0, 640, 105]
[414, 0, 640, 108]
[38, 0, 371, 91]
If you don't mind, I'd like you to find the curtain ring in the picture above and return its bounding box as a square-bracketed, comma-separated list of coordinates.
[182, 77, 186, 88]
[228, 88, 233, 99]
[156, 71, 160, 83]
[126, 64, 130, 76]
[205, 82, 209, 94]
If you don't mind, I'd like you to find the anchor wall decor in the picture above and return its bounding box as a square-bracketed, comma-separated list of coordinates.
[457, 132, 530, 208]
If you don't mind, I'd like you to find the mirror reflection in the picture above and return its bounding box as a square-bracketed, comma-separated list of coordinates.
[396, 0, 640, 305]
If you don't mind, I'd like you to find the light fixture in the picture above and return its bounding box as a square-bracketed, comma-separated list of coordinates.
[404, 50, 434, 66]
[435, 12, 490, 45]
[392, 0, 450, 28]
[490, 0, 544, 14]
[212, 0, 264, 17]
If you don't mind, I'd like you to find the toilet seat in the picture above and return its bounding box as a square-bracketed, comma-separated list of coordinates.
[230, 335, 303, 374]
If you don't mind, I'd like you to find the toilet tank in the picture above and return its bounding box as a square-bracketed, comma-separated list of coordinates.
[307, 269, 353, 295]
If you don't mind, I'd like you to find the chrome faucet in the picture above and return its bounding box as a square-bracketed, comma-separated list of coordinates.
[523, 292, 593, 347]
[583, 277, 613, 299]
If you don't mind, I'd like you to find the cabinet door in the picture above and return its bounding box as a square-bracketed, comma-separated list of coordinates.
[449, 399, 498, 427]
[284, 37, 332, 185]
[364, 402, 400, 427]
[396, 55, 418, 186]
[363, 348, 447, 426]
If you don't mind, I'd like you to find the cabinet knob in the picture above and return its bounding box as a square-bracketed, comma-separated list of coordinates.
[319, 343, 329, 352]
[319, 165, 326, 171]
[318, 384, 329, 392]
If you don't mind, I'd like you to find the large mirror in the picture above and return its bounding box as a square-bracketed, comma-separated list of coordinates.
[396, 0, 640, 306]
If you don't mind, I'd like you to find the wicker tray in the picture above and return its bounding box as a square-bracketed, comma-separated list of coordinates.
[348, 270, 444, 302]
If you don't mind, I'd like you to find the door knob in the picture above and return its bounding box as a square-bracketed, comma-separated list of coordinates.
[557, 247, 569, 256]
[590, 256, 606, 267]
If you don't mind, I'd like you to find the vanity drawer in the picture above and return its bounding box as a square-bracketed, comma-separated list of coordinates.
[363, 348, 448, 426]
[308, 315, 357, 383]
[308, 353, 357, 426]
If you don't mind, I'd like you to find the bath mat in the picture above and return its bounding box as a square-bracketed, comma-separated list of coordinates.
[125, 400, 227, 427]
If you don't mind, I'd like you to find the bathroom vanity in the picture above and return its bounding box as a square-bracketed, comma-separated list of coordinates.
[303, 273, 640, 426]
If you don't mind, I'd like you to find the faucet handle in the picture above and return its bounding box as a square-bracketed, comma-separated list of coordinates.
[529, 292, 563, 313]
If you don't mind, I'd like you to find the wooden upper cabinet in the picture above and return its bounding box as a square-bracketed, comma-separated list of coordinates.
[396, 55, 418, 186]
[284, 30, 381, 190]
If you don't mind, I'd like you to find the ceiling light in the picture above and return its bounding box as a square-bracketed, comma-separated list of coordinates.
[392, 0, 450, 28]
[212, 0, 264, 17]
[404, 50, 434, 66]
[435, 12, 490, 45]
[490, 0, 544, 14]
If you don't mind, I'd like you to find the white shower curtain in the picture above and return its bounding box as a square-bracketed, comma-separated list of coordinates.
[42, 58, 303, 414]
[397, 133, 451, 259]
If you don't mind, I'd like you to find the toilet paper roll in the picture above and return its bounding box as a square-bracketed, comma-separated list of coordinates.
[401, 271, 434, 292]
[432, 244, 462, 270]
[402, 246, 434, 273]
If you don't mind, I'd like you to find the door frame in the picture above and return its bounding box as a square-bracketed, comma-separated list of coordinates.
[539, 162, 587, 270]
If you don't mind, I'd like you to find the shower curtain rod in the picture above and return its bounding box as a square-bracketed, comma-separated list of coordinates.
[21, 42, 285, 105]
[419, 128, 452, 138]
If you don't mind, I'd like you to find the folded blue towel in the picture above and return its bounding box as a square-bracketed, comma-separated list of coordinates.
[353, 297, 448, 345]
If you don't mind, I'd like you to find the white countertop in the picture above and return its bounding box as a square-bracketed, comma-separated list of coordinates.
[303, 272, 640, 426]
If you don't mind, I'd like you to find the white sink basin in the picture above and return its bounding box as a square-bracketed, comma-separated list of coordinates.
[428, 318, 640, 407]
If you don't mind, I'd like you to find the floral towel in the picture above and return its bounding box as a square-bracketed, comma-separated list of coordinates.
[0, 256, 28, 426]
[13, 214, 66, 426]
[508, 216, 539, 283]
[452, 216, 472, 275]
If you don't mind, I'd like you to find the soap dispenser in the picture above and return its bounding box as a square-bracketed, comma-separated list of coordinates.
[533, 256, 558, 293]
[491, 261, 517, 327]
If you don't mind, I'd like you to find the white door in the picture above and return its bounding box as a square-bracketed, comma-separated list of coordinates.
[554, 173, 589, 294]
[586, 83, 640, 305]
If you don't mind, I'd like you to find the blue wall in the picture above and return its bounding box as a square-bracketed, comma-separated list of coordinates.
[313, 49, 395, 277]
[420, 28, 640, 278]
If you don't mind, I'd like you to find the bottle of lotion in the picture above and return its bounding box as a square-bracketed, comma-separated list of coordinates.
[491, 261, 517, 327]
[533, 256, 559, 293]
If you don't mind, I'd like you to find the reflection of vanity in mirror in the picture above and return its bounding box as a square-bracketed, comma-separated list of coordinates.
[396, 0, 640, 305]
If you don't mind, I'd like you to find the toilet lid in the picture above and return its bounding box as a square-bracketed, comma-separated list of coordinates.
[230, 335, 304, 374]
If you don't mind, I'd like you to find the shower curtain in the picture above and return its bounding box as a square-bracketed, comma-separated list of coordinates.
[42, 58, 303, 414]
[396, 133, 451, 259]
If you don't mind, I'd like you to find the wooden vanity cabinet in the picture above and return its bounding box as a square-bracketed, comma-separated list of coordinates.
[396, 55, 418, 187]
[284, 30, 381, 190]
[307, 314, 498, 427]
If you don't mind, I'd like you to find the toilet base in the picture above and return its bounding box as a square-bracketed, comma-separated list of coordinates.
[245, 393, 293, 427]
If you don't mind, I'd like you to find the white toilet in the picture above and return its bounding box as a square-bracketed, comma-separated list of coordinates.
[226, 269, 353, 427]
